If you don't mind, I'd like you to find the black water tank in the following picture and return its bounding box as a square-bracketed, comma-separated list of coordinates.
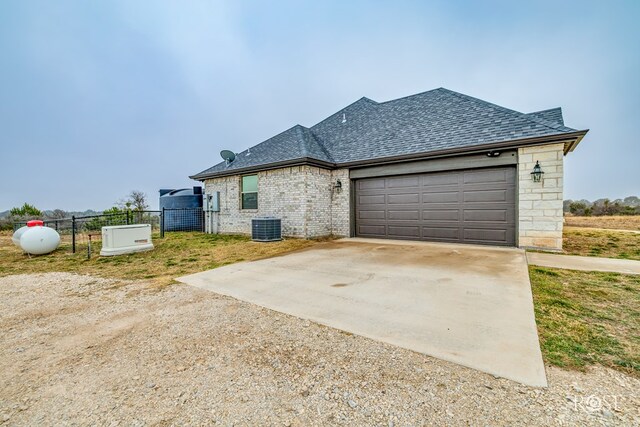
[159, 187, 203, 231]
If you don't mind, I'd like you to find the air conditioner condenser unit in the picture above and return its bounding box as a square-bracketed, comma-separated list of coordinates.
[251, 217, 282, 242]
[100, 224, 154, 256]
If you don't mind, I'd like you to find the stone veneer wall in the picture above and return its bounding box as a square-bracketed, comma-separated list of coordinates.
[517, 143, 564, 250]
[203, 166, 350, 238]
[329, 169, 351, 237]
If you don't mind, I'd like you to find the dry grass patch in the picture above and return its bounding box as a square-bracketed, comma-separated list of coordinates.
[530, 266, 640, 376]
[564, 215, 640, 230]
[0, 231, 317, 287]
[563, 227, 640, 260]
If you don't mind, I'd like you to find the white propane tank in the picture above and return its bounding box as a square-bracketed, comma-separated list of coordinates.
[12, 226, 29, 247]
[20, 226, 61, 255]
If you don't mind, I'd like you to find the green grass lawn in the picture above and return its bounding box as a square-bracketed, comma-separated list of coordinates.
[563, 227, 640, 260]
[530, 266, 639, 377]
[0, 231, 315, 288]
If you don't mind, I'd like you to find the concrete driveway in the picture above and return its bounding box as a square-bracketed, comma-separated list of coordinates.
[178, 238, 546, 387]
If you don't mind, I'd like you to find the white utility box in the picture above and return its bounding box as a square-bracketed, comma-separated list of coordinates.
[100, 224, 154, 256]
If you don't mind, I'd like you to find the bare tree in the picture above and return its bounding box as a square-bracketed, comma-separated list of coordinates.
[127, 190, 149, 212]
[115, 190, 149, 212]
[48, 209, 67, 219]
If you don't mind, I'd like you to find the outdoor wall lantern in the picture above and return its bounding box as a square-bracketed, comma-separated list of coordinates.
[531, 161, 544, 182]
[334, 179, 343, 192]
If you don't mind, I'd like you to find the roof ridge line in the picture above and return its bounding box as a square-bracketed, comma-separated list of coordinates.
[246, 123, 308, 153]
[526, 107, 562, 115]
[373, 87, 445, 105]
[297, 126, 335, 163]
[239, 123, 308, 155]
[295, 125, 309, 157]
[310, 97, 378, 130]
[308, 130, 335, 163]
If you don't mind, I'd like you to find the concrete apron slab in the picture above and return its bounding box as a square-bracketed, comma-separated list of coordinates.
[527, 251, 640, 275]
[177, 239, 547, 387]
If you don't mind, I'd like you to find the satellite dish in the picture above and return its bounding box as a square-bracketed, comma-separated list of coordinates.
[220, 150, 236, 164]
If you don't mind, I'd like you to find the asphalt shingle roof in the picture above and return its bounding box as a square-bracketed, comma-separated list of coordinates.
[201, 125, 333, 176]
[525, 107, 565, 127]
[192, 88, 581, 179]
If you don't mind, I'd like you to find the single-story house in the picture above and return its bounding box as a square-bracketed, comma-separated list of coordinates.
[191, 88, 588, 250]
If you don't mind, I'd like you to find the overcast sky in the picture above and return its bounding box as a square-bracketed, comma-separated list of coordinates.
[1, 0, 638, 211]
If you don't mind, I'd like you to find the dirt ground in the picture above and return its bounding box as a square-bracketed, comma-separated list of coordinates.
[564, 215, 640, 231]
[1, 273, 639, 426]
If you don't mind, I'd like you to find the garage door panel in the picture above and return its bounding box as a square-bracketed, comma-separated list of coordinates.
[464, 209, 507, 222]
[463, 201, 513, 210]
[358, 179, 386, 190]
[420, 204, 460, 211]
[422, 191, 459, 203]
[388, 225, 421, 238]
[357, 224, 386, 236]
[422, 174, 459, 186]
[422, 227, 460, 240]
[463, 182, 515, 192]
[464, 189, 507, 203]
[358, 210, 386, 220]
[422, 210, 460, 221]
[387, 193, 420, 204]
[421, 184, 461, 193]
[463, 169, 509, 184]
[386, 176, 420, 188]
[355, 167, 516, 246]
[358, 194, 386, 205]
[388, 210, 420, 221]
[380, 187, 425, 195]
[464, 228, 508, 243]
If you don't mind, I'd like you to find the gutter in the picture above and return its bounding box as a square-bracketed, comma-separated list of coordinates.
[191, 130, 589, 181]
[343, 130, 589, 169]
[563, 130, 589, 154]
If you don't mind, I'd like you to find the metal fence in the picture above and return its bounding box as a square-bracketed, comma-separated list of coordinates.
[13, 207, 204, 254]
[12, 218, 74, 233]
[160, 207, 204, 237]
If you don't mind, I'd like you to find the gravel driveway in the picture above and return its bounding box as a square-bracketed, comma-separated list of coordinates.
[1, 273, 638, 426]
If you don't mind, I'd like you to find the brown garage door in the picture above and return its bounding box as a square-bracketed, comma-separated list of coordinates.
[355, 167, 516, 246]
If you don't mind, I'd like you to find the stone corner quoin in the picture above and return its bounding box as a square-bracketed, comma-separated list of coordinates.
[517, 143, 564, 251]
